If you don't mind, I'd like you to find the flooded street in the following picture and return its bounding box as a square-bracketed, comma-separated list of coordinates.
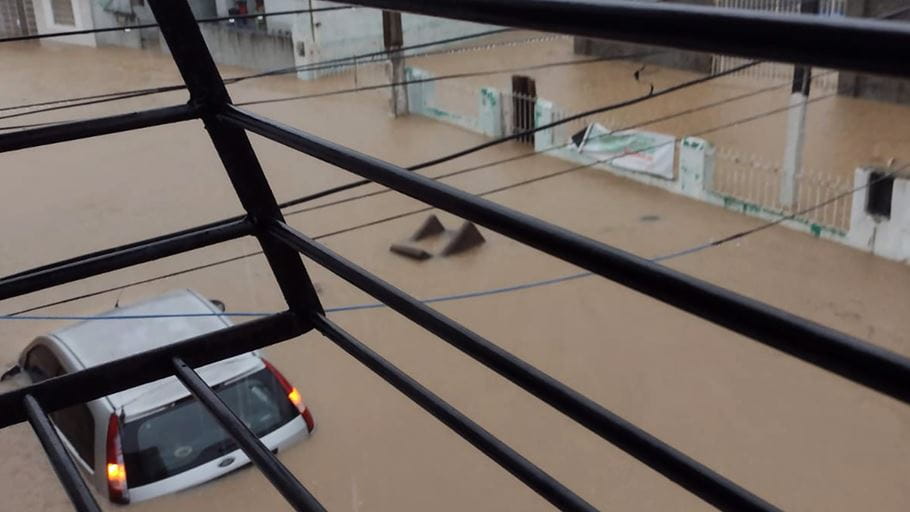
[2, 32, 910, 511]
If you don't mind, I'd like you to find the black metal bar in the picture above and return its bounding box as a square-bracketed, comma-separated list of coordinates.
[0, 218, 253, 301]
[147, 0, 323, 316]
[0, 312, 307, 428]
[309, 314, 597, 512]
[230, 108, 910, 406]
[339, 0, 910, 79]
[23, 395, 102, 512]
[0, 216, 247, 282]
[791, 0, 821, 96]
[0, 104, 197, 153]
[172, 358, 326, 512]
[268, 221, 779, 512]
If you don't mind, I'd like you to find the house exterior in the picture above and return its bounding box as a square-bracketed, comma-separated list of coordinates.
[32, 0, 95, 45]
[20, 0, 495, 77]
[0, 0, 38, 38]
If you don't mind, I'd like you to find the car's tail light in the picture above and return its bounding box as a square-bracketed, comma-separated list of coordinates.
[264, 359, 315, 433]
[106, 413, 129, 504]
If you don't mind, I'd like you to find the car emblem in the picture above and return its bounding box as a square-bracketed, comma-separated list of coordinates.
[218, 457, 235, 468]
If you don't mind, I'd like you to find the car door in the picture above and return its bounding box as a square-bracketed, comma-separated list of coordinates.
[22, 344, 96, 473]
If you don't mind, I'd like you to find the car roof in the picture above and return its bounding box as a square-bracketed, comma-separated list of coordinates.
[48, 289, 262, 415]
[52, 289, 227, 366]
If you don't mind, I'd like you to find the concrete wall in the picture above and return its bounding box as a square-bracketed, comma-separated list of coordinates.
[195, 23, 294, 72]
[847, 168, 910, 262]
[573, 0, 714, 73]
[407, 70, 910, 262]
[573, 37, 714, 74]
[88, 0, 213, 49]
[263, 0, 298, 35]
[90, 0, 151, 49]
[89, 0, 290, 73]
[838, 0, 910, 104]
[33, 0, 95, 46]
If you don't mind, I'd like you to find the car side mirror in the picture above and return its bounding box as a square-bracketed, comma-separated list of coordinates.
[210, 299, 226, 312]
[0, 364, 21, 382]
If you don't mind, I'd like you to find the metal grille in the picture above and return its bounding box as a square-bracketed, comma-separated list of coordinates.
[0, 0, 36, 37]
[712, 147, 853, 231]
[1, 1, 910, 511]
[50, 0, 74, 26]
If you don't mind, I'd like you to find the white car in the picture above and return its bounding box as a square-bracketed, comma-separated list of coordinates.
[1, 289, 314, 504]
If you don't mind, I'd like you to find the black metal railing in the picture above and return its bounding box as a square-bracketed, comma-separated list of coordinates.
[1, 1, 908, 511]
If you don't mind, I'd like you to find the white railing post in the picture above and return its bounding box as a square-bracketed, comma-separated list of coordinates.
[847, 167, 910, 261]
[405, 67, 434, 117]
[678, 136, 715, 200]
[479, 87, 504, 137]
[534, 98, 554, 152]
[846, 168, 874, 250]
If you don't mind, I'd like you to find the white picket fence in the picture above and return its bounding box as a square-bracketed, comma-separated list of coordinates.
[715, 0, 846, 16]
[405, 66, 856, 237]
[711, 148, 853, 231]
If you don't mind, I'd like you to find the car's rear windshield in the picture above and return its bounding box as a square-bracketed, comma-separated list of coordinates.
[121, 367, 298, 488]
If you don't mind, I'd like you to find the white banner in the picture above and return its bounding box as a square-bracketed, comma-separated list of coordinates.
[571, 123, 675, 180]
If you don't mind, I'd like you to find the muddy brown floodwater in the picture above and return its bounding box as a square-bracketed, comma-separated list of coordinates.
[1, 32, 909, 512]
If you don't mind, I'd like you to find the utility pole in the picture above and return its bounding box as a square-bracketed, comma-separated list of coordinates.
[780, 0, 821, 208]
[383, 10, 408, 117]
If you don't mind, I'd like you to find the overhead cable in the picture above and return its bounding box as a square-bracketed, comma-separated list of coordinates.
[0, 5, 353, 44]
[5, 91, 841, 316]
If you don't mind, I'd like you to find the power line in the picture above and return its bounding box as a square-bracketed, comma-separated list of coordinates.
[6, 81, 831, 312]
[5, 90, 839, 316]
[0, 56, 836, 295]
[263, 59, 764, 212]
[0, 47, 654, 130]
[0, 86, 185, 124]
[0, 6, 354, 44]
[1, 71, 829, 283]
[236, 50, 663, 107]
[0, 87, 176, 114]
[5, 161, 894, 323]
[0, 28, 520, 122]
[281, 74, 827, 217]
[409, 61, 762, 171]
[258, 68, 836, 215]
[652, 166, 902, 259]
[230, 1, 909, 114]
[226, 28, 515, 83]
[3, 3, 902, 125]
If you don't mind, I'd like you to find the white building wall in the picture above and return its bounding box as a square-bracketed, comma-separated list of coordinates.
[33, 0, 95, 46]
[263, 0, 300, 34]
[848, 168, 910, 263]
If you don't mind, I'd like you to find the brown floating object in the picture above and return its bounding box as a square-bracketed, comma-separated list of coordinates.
[410, 214, 445, 241]
[390, 242, 433, 260]
[439, 221, 485, 256]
